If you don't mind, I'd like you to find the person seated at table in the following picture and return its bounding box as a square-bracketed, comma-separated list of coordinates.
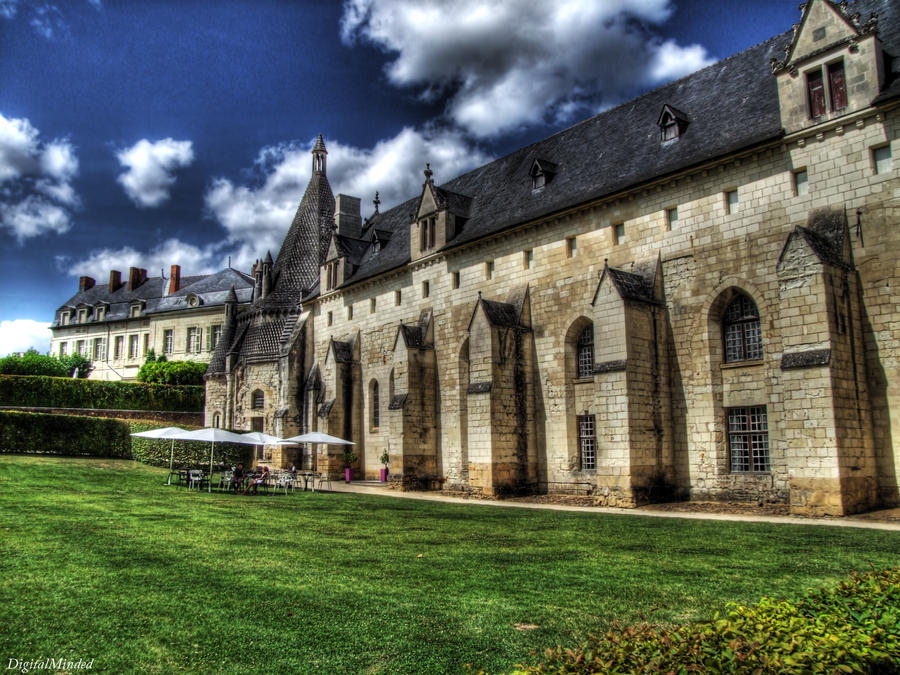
[245, 465, 269, 495]
[230, 463, 245, 492]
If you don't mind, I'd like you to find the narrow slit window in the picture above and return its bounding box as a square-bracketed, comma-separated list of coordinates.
[666, 206, 678, 230]
[874, 146, 893, 175]
[793, 169, 808, 196]
[725, 189, 739, 214]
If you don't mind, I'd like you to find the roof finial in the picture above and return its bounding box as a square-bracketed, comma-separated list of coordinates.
[373, 191, 380, 214]
[312, 134, 327, 175]
[423, 162, 433, 184]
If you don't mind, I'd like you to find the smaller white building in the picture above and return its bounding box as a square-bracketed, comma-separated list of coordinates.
[50, 265, 253, 381]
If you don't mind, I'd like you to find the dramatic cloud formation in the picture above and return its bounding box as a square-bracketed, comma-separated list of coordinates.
[205, 127, 491, 270]
[68, 238, 222, 280]
[116, 138, 194, 208]
[341, 0, 714, 137]
[0, 318, 51, 355]
[0, 112, 79, 241]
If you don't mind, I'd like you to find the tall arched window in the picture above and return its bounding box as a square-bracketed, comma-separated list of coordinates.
[371, 380, 380, 428]
[723, 294, 762, 363]
[577, 325, 594, 378]
[251, 390, 264, 409]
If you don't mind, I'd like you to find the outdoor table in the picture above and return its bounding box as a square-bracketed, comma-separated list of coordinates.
[300, 471, 316, 491]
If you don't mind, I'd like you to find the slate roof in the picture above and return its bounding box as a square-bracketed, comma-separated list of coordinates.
[319, 0, 897, 293]
[479, 299, 523, 328]
[53, 267, 253, 327]
[267, 166, 335, 307]
[604, 267, 657, 304]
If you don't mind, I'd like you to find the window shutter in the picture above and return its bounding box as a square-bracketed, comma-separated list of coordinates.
[807, 69, 826, 118]
[828, 62, 847, 111]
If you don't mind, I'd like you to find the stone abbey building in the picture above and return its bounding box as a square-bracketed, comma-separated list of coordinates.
[205, 0, 900, 516]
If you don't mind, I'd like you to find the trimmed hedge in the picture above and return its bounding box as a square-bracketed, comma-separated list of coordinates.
[0, 375, 204, 412]
[137, 360, 209, 386]
[0, 410, 131, 458]
[129, 421, 253, 469]
[515, 567, 900, 674]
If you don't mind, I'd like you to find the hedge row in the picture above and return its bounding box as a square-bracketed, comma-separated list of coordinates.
[0, 410, 131, 458]
[129, 421, 254, 469]
[0, 375, 204, 412]
[515, 567, 900, 674]
[137, 360, 209, 386]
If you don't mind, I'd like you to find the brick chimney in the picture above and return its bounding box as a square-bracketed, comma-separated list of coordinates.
[78, 276, 95, 292]
[169, 264, 181, 295]
[128, 267, 147, 291]
[109, 270, 122, 292]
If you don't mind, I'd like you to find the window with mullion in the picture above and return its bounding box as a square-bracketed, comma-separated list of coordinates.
[723, 294, 762, 363]
[728, 406, 770, 472]
[576, 325, 594, 378]
[578, 415, 596, 470]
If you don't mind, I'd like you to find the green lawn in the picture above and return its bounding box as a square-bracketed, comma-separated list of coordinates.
[1, 456, 898, 674]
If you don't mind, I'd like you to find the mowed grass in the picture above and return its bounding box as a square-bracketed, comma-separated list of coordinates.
[1, 456, 898, 674]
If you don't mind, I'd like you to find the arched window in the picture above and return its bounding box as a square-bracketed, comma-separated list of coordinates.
[371, 380, 380, 428]
[576, 325, 594, 378]
[723, 294, 762, 363]
[251, 390, 264, 409]
[213, 413, 221, 428]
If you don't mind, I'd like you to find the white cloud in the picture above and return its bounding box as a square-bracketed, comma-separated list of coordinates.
[69, 238, 222, 280]
[0, 1, 101, 37]
[341, 0, 714, 137]
[0, 112, 79, 241]
[116, 138, 194, 208]
[0, 196, 72, 240]
[0, 319, 51, 356]
[0, 113, 40, 182]
[205, 127, 490, 270]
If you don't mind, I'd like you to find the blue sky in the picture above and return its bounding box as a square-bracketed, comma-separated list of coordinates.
[0, 0, 800, 354]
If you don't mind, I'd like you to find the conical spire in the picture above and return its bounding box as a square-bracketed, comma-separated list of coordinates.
[266, 135, 335, 305]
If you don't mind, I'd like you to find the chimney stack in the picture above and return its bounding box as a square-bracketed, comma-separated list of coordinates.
[169, 264, 181, 295]
[128, 267, 147, 291]
[78, 276, 95, 292]
[109, 270, 122, 292]
[335, 194, 362, 239]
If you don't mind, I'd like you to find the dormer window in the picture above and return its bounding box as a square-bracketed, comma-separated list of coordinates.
[530, 159, 557, 190]
[657, 104, 688, 142]
[186, 294, 201, 308]
[60, 311, 70, 326]
[420, 217, 436, 251]
[129, 302, 143, 318]
[77, 308, 88, 323]
[806, 60, 846, 119]
[325, 261, 339, 291]
[95, 305, 106, 321]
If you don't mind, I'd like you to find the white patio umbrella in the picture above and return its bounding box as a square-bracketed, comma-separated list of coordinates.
[284, 432, 355, 445]
[130, 426, 188, 484]
[285, 432, 355, 474]
[172, 428, 258, 492]
[241, 431, 297, 445]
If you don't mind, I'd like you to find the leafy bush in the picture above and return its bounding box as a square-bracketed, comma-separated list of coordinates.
[515, 567, 900, 674]
[0, 410, 131, 458]
[137, 359, 208, 385]
[129, 421, 253, 469]
[0, 350, 91, 378]
[0, 375, 204, 412]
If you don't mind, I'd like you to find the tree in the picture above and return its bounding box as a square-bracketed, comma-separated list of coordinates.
[0, 350, 91, 378]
